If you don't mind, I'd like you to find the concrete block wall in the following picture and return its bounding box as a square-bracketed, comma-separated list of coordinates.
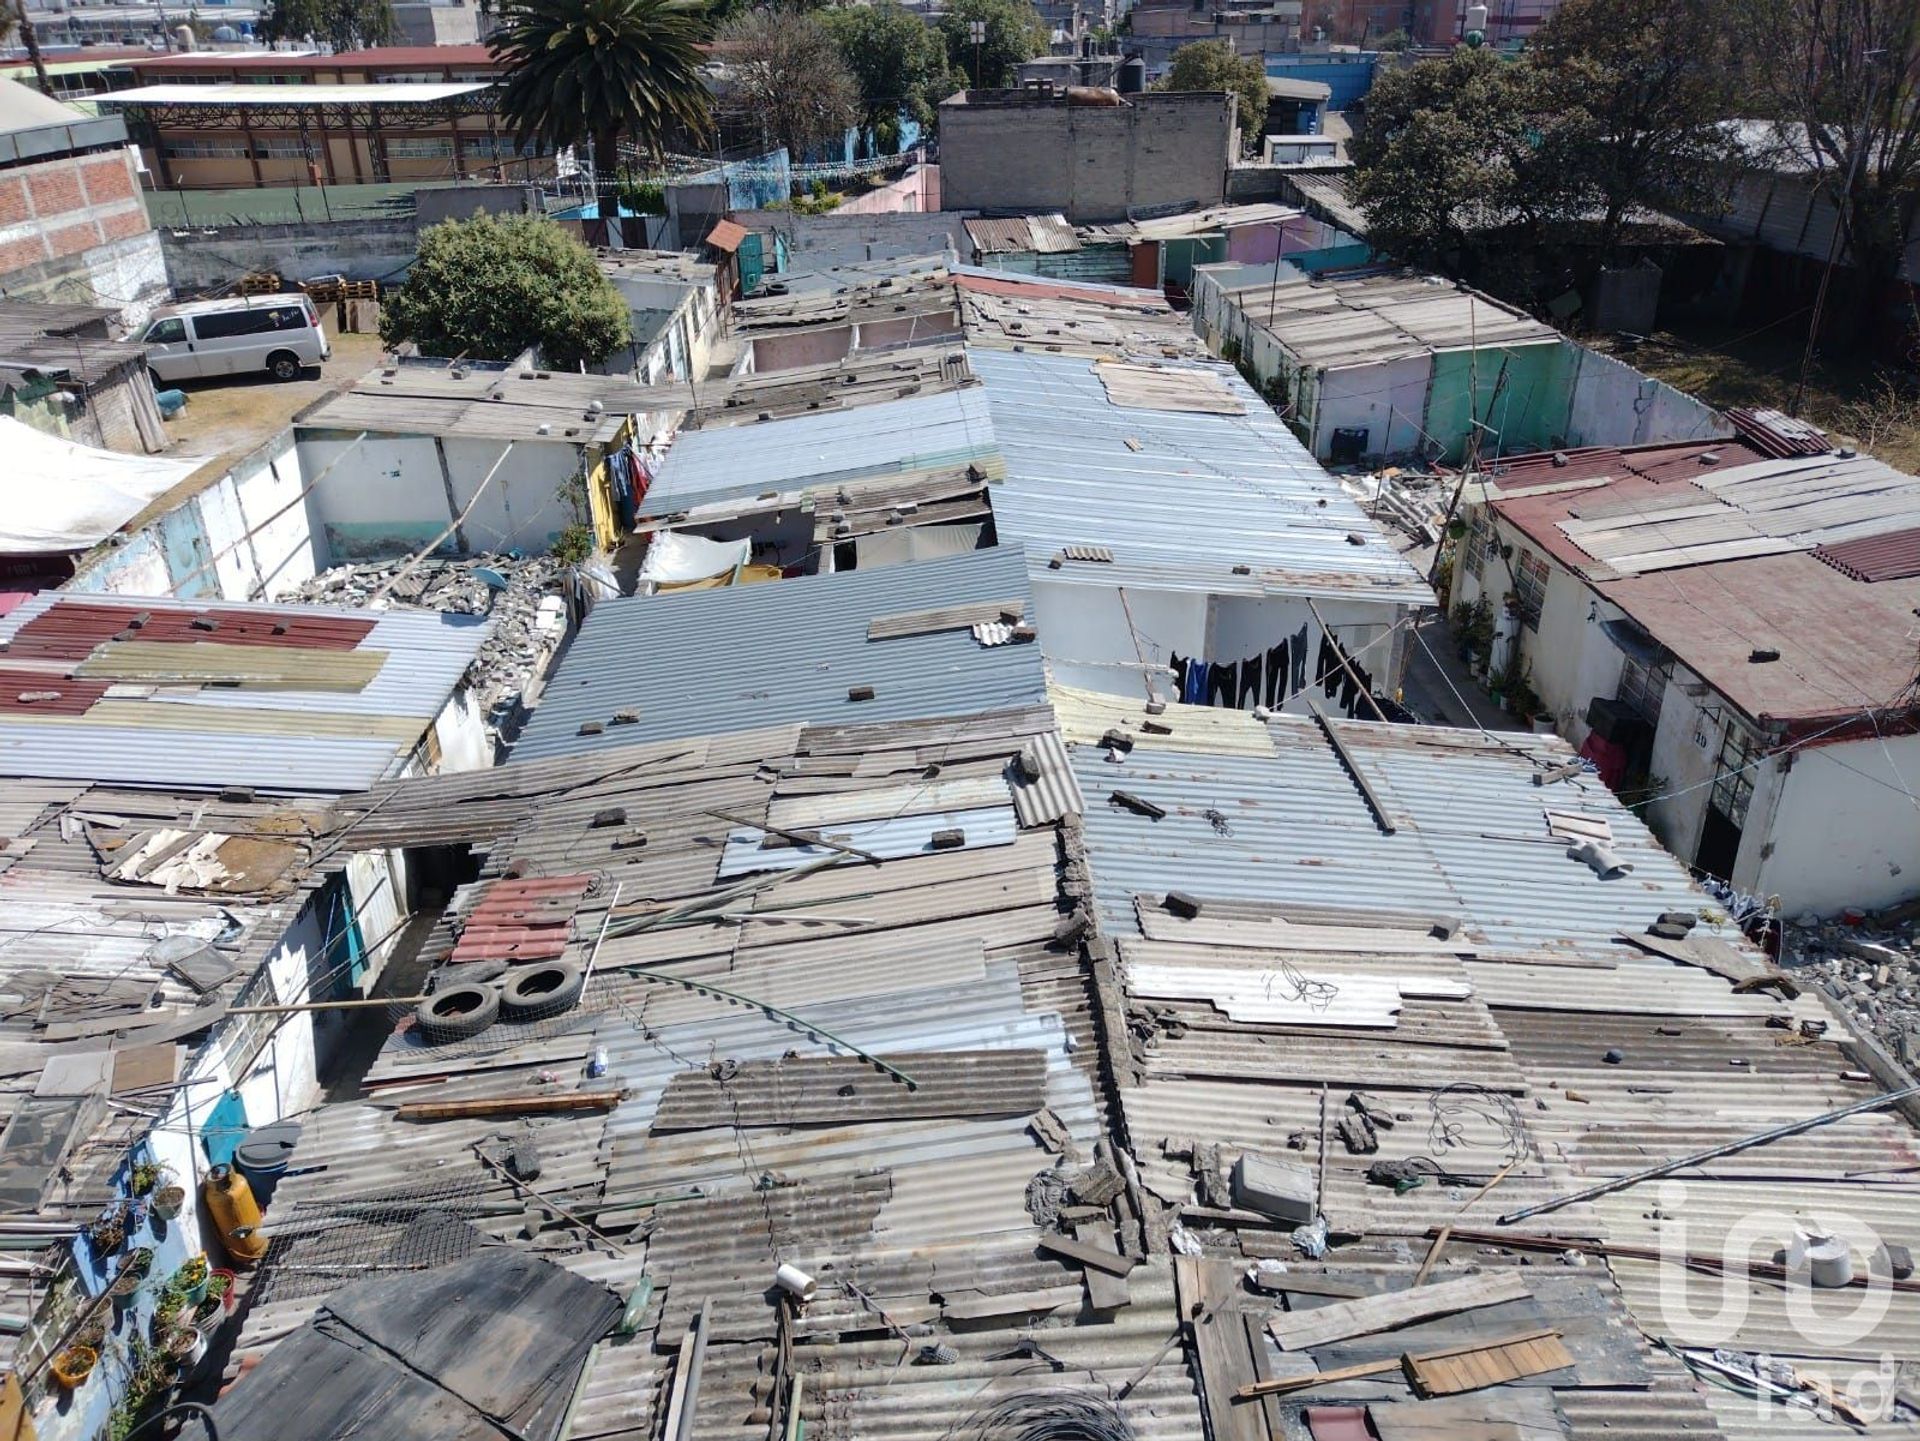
[158, 217, 420, 292]
[939, 91, 1232, 223]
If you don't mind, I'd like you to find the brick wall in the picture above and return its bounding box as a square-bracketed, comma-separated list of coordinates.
[939, 91, 1233, 223]
[0, 145, 152, 280]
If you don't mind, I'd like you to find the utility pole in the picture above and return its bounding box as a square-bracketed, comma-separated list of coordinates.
[1789, 49, 1885, 418]
[13, 0, 50, 93]
[969, 19, 986, 88]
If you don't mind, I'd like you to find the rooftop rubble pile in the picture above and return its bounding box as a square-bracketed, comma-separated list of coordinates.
[285, 554, 575, 740]
[1785, 905, 1920, 1066]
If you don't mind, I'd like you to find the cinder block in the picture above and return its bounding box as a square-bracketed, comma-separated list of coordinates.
[1232, 1152, 1315, 1223]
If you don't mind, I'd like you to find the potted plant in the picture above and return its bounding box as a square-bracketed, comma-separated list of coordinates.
[72, 1314, 108, 1352]
[129, 1160, 162, 1198]
[123, 1247, 154, 1281]
[86, 1203, 128, 1256]
[164, 1325, 204, 1372]
[49, 1344, 97, 1389]
[173, 1255, 210, 1306]
[207, 1269, 236, 1314]
[191, 1293, 225, 1337]
[150, 1283, 187, 1340]
[108, 1247, 153, 1307]
[151, 1183, 187, 1221]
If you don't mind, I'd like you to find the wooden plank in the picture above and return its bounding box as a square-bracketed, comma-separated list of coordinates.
[1178, 1256, 1265, 1441]
[1233, 1356, 1401, 1399]
[1403, 1328, 1574, 1396]
[1268, 1272, 1532, 1352]
[1071, 1221, 1132, 1311]
[1369, 1392, 1562, 1441]
[941, 1284, 1081, 1321]
[866, 599, 1024, 641]
[1038, 1232, 1139, 1277]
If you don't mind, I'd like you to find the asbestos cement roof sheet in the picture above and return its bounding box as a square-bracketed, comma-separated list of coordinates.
[970, 346, 1434, 602]
[0, 592, 485, 793]
[641, 386, 1000, 518]
[1229, 270, 1561, 368]
[508, 548, 1046, 761]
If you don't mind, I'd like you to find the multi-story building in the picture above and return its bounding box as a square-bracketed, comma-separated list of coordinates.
[939, 86, 1234, 223]
[1127, 0, 1302, 65]
[98, 45, 545, 191]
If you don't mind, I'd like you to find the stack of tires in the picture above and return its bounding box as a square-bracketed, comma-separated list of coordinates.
[412, 961, 586, 1045]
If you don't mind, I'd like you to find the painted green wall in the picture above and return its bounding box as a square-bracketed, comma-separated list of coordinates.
[1425, 342, 1572, 465]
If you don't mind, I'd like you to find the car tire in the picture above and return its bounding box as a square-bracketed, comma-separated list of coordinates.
[413, 982, 501, 1044]
[148, 367, 165, 391]
[498, 962, 585, 1023]
[267, 350, 302, 382]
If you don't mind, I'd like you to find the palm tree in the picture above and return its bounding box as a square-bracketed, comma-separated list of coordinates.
[489, 0, 713, 189]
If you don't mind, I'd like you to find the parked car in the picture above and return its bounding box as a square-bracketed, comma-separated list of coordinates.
[141, 293, 330, 385]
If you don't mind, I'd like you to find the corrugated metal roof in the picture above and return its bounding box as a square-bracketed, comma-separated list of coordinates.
[1812, 524, 1920, 582]
[1072, 716, 1744, 953]
[964, 214, 1081, 255]
[0, 592, 486, 793]
[509, 549, 1045, 761]
[642, 387, 999, 519]
[971, 347, 1435, 603]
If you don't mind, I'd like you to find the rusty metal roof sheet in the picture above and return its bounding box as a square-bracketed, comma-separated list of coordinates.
[1812, 523, 1920, 582]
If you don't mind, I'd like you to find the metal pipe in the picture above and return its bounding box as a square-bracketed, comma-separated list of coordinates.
[1497, 1085, 1920, 1224]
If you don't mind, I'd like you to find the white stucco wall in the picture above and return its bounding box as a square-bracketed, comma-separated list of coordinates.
[299, 431, 587, 561]
[1307, 355, 1433, 462]
[1747, 735, 1920, 916]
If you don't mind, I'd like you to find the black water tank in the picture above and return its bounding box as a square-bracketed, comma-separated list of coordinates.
[234, 1121, 303, 1208]
[1118, 55, 1146, 94]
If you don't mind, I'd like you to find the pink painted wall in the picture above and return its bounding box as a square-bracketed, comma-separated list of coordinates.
[835, 163, 941, 215]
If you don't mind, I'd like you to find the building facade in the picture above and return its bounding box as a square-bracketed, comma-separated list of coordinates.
[938, 87, 1234, 224]
[99, 45, 542, 191]
[1450, 431, 1920, 916]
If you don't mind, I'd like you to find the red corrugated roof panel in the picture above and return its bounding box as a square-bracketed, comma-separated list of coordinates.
[0, 672, 110, 716]
[1812, 525, 1920, 583]
[450, 875, 594, 963]
[1, 602, 376, 661]
[705, 220, 749, 254]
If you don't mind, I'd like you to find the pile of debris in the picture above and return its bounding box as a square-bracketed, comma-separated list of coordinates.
[1341, 468, 1449, 551]
[285, 555, 578, 739]
[1784, 906, 1920, 1064]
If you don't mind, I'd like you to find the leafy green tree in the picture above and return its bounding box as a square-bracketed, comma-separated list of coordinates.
[824, 1, 952, 152]
[490, 0, 712, 179]
[1531, 0, 1741, 263]
[937, 0, 1046, 89]
[1157, 39, 1269, 154]
[380, 213, 630, 370]
[716, 7, 860, 163]
[260, 0, 397, 49]
[1350, 48, 1594, 269]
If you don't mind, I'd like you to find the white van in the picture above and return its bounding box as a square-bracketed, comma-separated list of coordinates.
[141, 293, 331, 385]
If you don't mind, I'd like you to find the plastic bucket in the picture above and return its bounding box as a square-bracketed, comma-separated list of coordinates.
[233, 1122, 302, 1208]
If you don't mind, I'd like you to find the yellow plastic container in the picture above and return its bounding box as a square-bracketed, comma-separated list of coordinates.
[203, 1165, 269, 1265]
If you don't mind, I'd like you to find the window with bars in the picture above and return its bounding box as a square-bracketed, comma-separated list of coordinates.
[1513, 550, 1550, 629]
[1461, 513, 1490, 580]
[1617, 653, 1670, 727]
[386, 139, 455, 160]
[1710, 723, 1759, 826]
[163, 140, 249, 159]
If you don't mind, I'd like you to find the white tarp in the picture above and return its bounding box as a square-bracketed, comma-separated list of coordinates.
[0, 418, 200, 554]
[637, 530, 750, 591]
[853, 523, 985, 570]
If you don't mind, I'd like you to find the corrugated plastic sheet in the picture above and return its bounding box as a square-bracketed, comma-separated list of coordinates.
[971, 347, 1434, 603]
[715, 806, 1018, 875]
[642, 387, 1000, 518]
[0, 592, 486, 792]
[509, 548, 1046, 761]
[1, 601, 375, 660]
